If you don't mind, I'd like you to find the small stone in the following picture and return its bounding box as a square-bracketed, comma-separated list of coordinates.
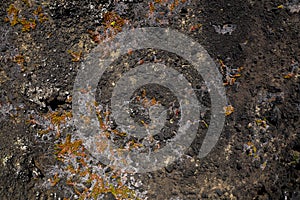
[267, 84, 281, 93]
[253, 160, 260, 169]
[42, 135, 48, 141]
[201, 192, 208, 198]
[234, 124, 242, 132]
[260, 137, 267, 143]
[103, 192, 116, 200]
[215, 189, 223, 196]
[236, 162, 242, 170]
[235, 145, 243, 150]
[165, 164, 174, 173]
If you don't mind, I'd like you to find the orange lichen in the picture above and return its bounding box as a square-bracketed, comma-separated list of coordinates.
[36, 103, 141, 199]
[55, 134, 84, 159]
[19, 18, 36, 32]
[13, 54, 26, 71]
[189, 24, 202, 32]
[150, 97, 157, 106]
[169, 0, 181, 12]
[224, 105, 234, 116]
[49, 173, 60, 186]
[149, 0, 188, 16]
[284, 73, 295, 79]
[5, 4, 19, 26]
[46, 111, 72, 137]
[30, 104, 139, 198]
[103, 11, 127, 30]
[5, 2, 48, 32]
[245, 142, 258, 158]
[126, 140, 143, 150]
[47, 111, 72, 126]
[13, 54, 25, 65]
[67, 50, 82, 62]
[21, 0, 31, 7]
[149, 2, 156, 14]
[33, 6, 48, 23]
[127, 48, 133, 55]
[219, 60, 243, 86]
[54, 131, 140, 199]
[89, 11, 129, 43]
[255, 119, 267, 128]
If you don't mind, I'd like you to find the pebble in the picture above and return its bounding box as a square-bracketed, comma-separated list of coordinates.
[165, 164, 174, 173]
[201, 192, 208, 198]
[215, 189, 223, 196]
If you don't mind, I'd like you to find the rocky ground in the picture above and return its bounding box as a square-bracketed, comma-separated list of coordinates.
[0, 0, 299, 199]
